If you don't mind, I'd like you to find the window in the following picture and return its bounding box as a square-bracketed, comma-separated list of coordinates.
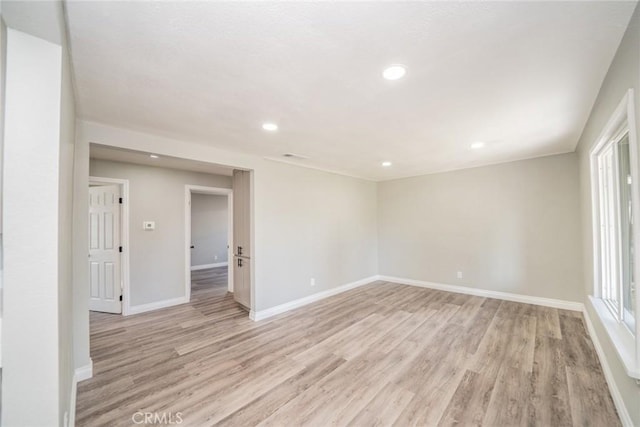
[590, 89, 640, 380]
[595, 126, 635, 331]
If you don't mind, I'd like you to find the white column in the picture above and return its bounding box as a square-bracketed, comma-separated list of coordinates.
[2, 28, 62, 426]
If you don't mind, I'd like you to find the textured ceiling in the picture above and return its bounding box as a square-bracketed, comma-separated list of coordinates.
[66, 1, 636, 180]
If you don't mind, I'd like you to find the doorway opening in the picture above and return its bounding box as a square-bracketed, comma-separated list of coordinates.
[87, 143, 254, 318]
[185, 185, 233, 302]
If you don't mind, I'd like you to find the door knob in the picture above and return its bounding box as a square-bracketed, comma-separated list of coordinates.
[238, 258, 243, 267]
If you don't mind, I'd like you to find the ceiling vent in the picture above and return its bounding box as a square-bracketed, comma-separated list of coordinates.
[282, 153, 309, 160]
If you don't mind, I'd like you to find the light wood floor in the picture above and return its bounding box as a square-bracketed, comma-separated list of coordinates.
[190, 266, 233, 300]
[77, 270, 620, 426]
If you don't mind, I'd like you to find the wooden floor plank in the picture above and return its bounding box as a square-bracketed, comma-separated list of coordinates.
[348, 382, 414, 427]
[217, 355, 347, 427]
[438, 369, 494, 427]
[535, 305, 563, 339]
[566, 366, 621, 427]
[482, 365, 532, 426]
[529, 336, 573, 427]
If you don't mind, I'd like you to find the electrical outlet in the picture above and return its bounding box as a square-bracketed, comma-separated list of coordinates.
[457, 271, 463, 279]
[310, 278, 316, 287]
[214, 255, 218, 261]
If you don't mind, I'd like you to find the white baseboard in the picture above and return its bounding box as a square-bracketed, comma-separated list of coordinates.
[128, 296, 189, 315]
[582, 306, 633, 427]
[68, 374, 77, 427]
[250, 275, 380, 321]
[69, 359, 93, 427]
[75, 359, 93, 382]
[249, 274, 584, 322]
[378, 275, 584, 311]
[191, 262, 228, 271]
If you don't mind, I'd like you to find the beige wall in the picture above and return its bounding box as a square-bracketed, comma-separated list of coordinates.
[575, 3, 640, 424]
[190, 194, 228, 266]
[90, 159, 231, 306]
[255, 160, 378, 309]
[378, 152, 583, 302]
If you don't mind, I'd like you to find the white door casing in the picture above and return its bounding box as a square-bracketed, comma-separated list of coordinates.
[88, 184, 122, 313]
[232, 170, 251, 308]
[184, 185, 234, 302]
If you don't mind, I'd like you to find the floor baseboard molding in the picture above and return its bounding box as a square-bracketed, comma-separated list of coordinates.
[75, 359, 93, 382]
[68, 373, 77, 427]
[250, 274, 584, 322]
[191, 262, 228, 271]
[378, 275, 584, 311]
[69, 359, 93, 427]
[250, 275, 380, 321]
[128, 296, 189, 315]
[582, 307, 633, 427]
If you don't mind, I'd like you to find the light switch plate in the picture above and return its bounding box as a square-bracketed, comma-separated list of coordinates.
[143, 221, 155, 230]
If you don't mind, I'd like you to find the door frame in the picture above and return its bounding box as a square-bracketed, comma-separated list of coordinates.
[89, 176, 131, 315]
[185, 185, 234, 301]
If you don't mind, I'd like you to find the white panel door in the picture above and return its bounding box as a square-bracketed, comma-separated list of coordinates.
[88, 185, 122, 313]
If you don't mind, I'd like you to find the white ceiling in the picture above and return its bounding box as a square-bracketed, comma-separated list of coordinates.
[90, 144, 234, 176]
[66, 1, 636, 181]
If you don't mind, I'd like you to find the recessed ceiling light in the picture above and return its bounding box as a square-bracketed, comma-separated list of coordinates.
[470, 142, 485, 149]
[262, 123, 278, 132]
[149, 154, 159, 159]
[282, 153, 309, 160]
[382, 65, 407, 81]
[382, 161, 392, 167]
